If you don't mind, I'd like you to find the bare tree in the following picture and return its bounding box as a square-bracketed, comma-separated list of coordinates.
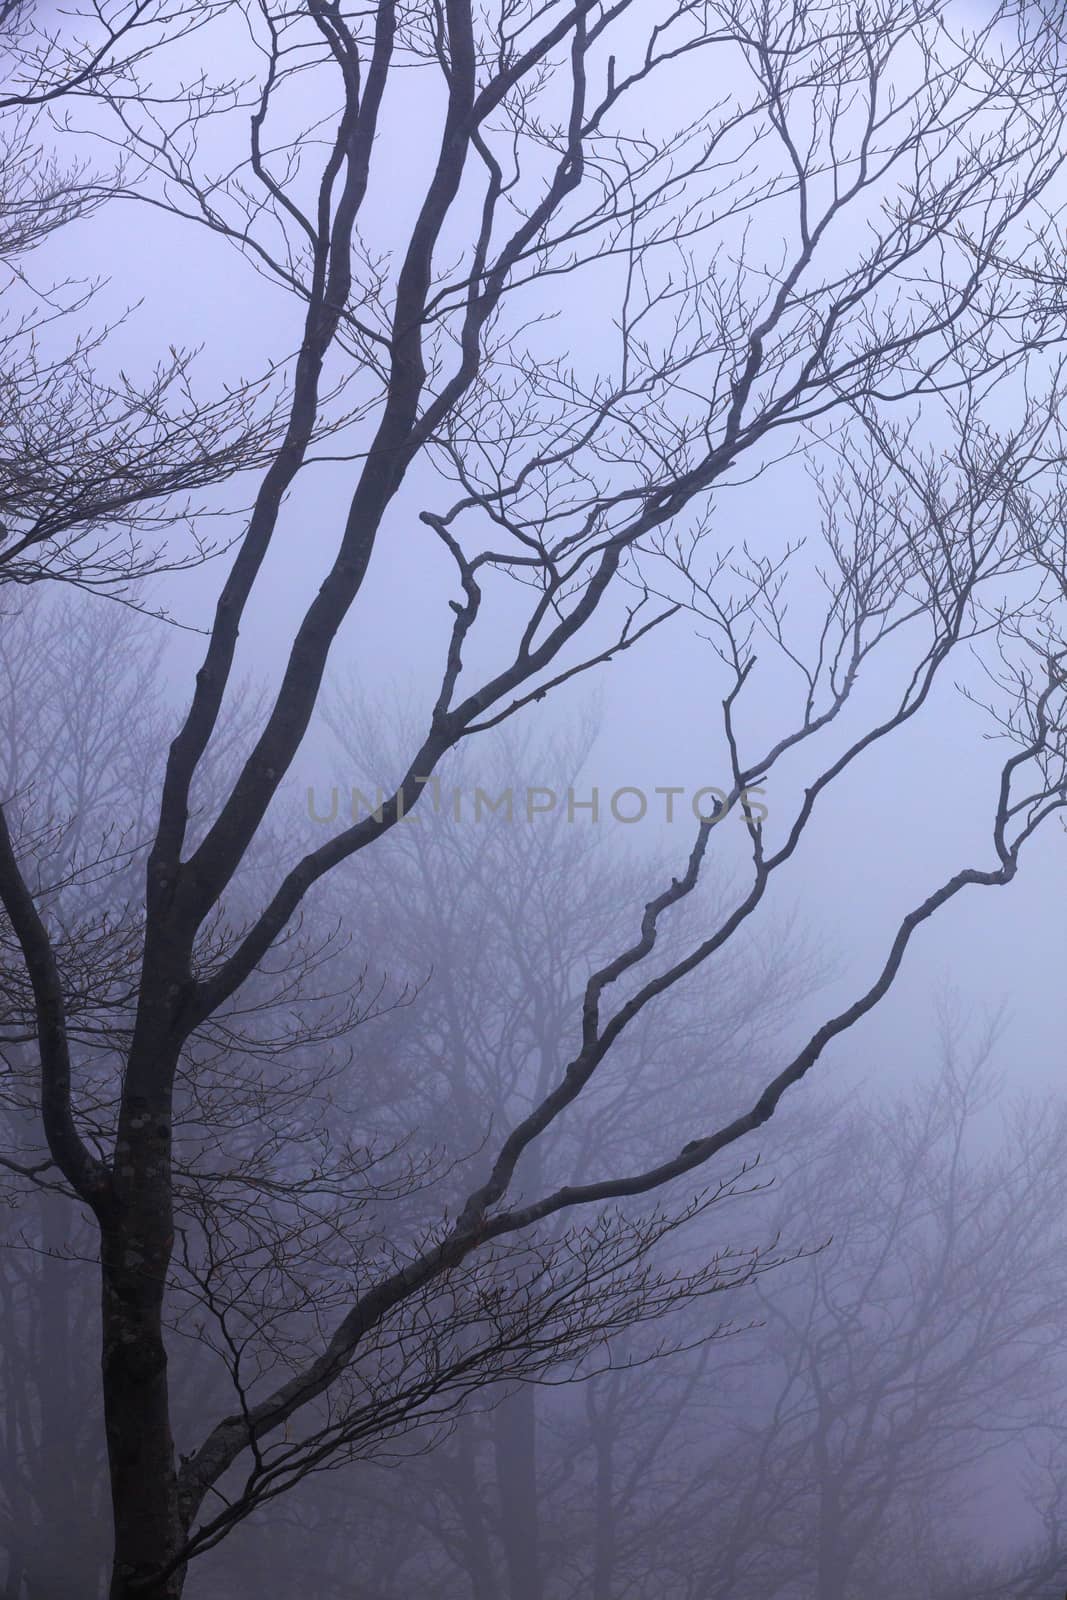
[192, 713, 809, 1600]
[0, 0, 294, 597]
[0, 590, 210, 1599]
[0, 594, 795, 1598]
[650, 1019, 1067, 1600]
[186, 1011, 1067, 1600]
[3, 0, 1067, 1595]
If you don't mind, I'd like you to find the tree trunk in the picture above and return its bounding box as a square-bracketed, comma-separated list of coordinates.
[493, 1387, 543, 1600]
[453, 1429, 497, 1600]
[4, 1549, 24, 1600]
[814, 1474, 846, 1600]
[591, 1415, 617, 1600]
[101, 1204, 184, 1599]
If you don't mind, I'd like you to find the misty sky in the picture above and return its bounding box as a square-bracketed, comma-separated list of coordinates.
[10, 2, 1067, 1597]
[39, 0, 1064, 1124]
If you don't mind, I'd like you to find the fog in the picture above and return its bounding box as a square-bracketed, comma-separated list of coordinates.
[2, 0, 1067, 1595]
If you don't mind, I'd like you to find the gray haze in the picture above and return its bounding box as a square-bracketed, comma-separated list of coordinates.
[2, 0, 1067, 1596]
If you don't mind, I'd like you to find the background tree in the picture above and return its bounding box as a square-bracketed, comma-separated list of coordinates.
[0, 590, 196, 1599]
[189, 1000, 1067, 1600]
[0, 0, 290, 597]
[0, 596, 805, 1599]
[663, 1018, 1067, 1600]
